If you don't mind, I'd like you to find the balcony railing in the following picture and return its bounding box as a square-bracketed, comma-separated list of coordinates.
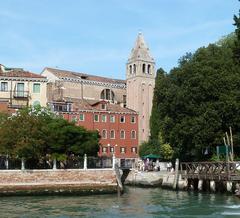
[13, 91, 29, 98]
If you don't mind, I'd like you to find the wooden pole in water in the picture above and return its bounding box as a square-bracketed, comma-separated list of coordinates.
[173, 159, 179, 190]
[223, 137, 230, 180]
[225, 132, 230, 147]
[230, 127, 234, 161]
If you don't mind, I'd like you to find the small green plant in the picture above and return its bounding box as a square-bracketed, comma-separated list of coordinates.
[209, 154, 226, 161]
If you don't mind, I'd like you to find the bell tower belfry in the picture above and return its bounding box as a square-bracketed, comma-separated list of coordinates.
[126, 32, 155, 144]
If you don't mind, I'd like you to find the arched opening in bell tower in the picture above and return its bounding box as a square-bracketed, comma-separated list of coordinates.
[147, 64, 151, 74]
[142, 64, 146, 73]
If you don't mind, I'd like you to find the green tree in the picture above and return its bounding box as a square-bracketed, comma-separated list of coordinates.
[150, 68, 167, 140]
[152, 33, 240, 161]
[45, 118, 99, 160]
[158, 133, 174, 160]
[139, 139, 161, 158]
[233, 3, 240, 63]
[0, 106, 100, 160]
[0, 107, 48, 158]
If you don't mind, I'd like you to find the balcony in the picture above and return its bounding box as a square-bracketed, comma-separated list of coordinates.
[13, 91, 29, 99]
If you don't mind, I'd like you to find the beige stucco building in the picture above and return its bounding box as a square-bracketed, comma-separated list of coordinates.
[41, 67, 127, 111]
[0, 64, 47, 109]
[41, 33, 155, 144]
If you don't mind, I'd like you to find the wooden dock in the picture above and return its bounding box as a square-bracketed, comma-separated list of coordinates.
[180, 161, 240, 181]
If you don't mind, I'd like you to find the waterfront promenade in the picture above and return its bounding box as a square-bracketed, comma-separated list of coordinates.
[0, 155, 123, 196]
[0, 169, 118, 196]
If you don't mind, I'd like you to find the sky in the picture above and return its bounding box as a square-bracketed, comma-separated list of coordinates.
[0, 0, 239, 79]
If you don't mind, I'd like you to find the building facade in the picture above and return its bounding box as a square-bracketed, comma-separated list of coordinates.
[61, 100, 138, 160]
[0, 64, 47, 109]
[41, 67, 126, 106]
[42, 33, 155, 145]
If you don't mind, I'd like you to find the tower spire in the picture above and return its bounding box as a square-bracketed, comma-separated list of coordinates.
[128, 32, 154, 63]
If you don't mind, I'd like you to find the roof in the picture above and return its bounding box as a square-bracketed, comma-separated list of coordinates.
[91, 101, 137, 113]
[143, 154, 161, 159]
[0, 64, 46, 79]
[44, 67, 126, 85]
[128, 32, 154, 63]
[61, 98, 137, 114]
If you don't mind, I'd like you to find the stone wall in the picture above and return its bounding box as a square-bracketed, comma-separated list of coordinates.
[0, 169, 117, 196]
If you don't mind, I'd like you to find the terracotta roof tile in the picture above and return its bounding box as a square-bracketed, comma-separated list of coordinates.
[45, 67, 126, 85]
[0, 68, 46, 79]
[62, 98, 137, 114]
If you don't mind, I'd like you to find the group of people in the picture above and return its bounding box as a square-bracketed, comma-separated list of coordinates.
[137, 159, 173, 172]
[166, 162, 172, 171]
[137, 158, 159, 171]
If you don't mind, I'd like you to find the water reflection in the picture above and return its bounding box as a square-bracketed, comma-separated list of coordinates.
[0, 187, 239, 217]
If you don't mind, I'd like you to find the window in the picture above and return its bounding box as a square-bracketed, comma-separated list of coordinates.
[0, 82, 8, 92]
[100, 89, 115, 101]
[94, 114, 99, 122]
[110, 147, 114, 153]
[142, 63, 146, 73]
[16, 83, 25, 97]
[110, 115, 115, 123]
[123, 95, 126, 103]
[133, 64, 136, 74]
[53, 103, 71, 112]
[102, 147, 107, 153]
[110, 130, 115, 139]
[102, 129, 107, 139]
[131, 130, 136, 139]
[102, 114, 107, 122]
[147, 64, 151, 74]
[101, 104, 106, 110]
[79, 114, 84, 121]
[120, 147, 126, 154]
[131, 116, 136, 123]
[131, 147, 137, 153]
[120, 116, 125, 123]
[120, 130, 125, 139]
[129, 65, 132, 74]
[71, 116, 78, 122]
[33, 83, 40, 93]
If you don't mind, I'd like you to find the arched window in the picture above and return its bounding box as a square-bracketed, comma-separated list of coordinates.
[147, 64, 151, 74]
[120, 130, 125, 139]
[133, 64, 136, 74]
[129, 65, 132, 74]
[100, 89, 115, 101]
[142, 64, 146, 73]
[110, 130, 115, 139]
[131, 130, 136, 139]
[102, 129, 107, 139]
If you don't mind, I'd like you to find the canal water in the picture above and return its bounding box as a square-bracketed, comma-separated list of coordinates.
[0, 187, 240, 217]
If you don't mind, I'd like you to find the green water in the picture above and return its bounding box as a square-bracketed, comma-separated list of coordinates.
[0, 187, 240, 217]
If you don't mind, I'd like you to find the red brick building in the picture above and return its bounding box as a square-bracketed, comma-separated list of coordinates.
[61, 100, 138, 160]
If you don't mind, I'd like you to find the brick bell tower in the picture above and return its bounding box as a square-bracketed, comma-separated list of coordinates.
[126, 32, 155, 144]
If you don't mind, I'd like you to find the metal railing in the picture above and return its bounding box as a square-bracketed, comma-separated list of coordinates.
[0, 155, 116, 170]
[87, 157, 113, 169]
[13, 91, 29, 98]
